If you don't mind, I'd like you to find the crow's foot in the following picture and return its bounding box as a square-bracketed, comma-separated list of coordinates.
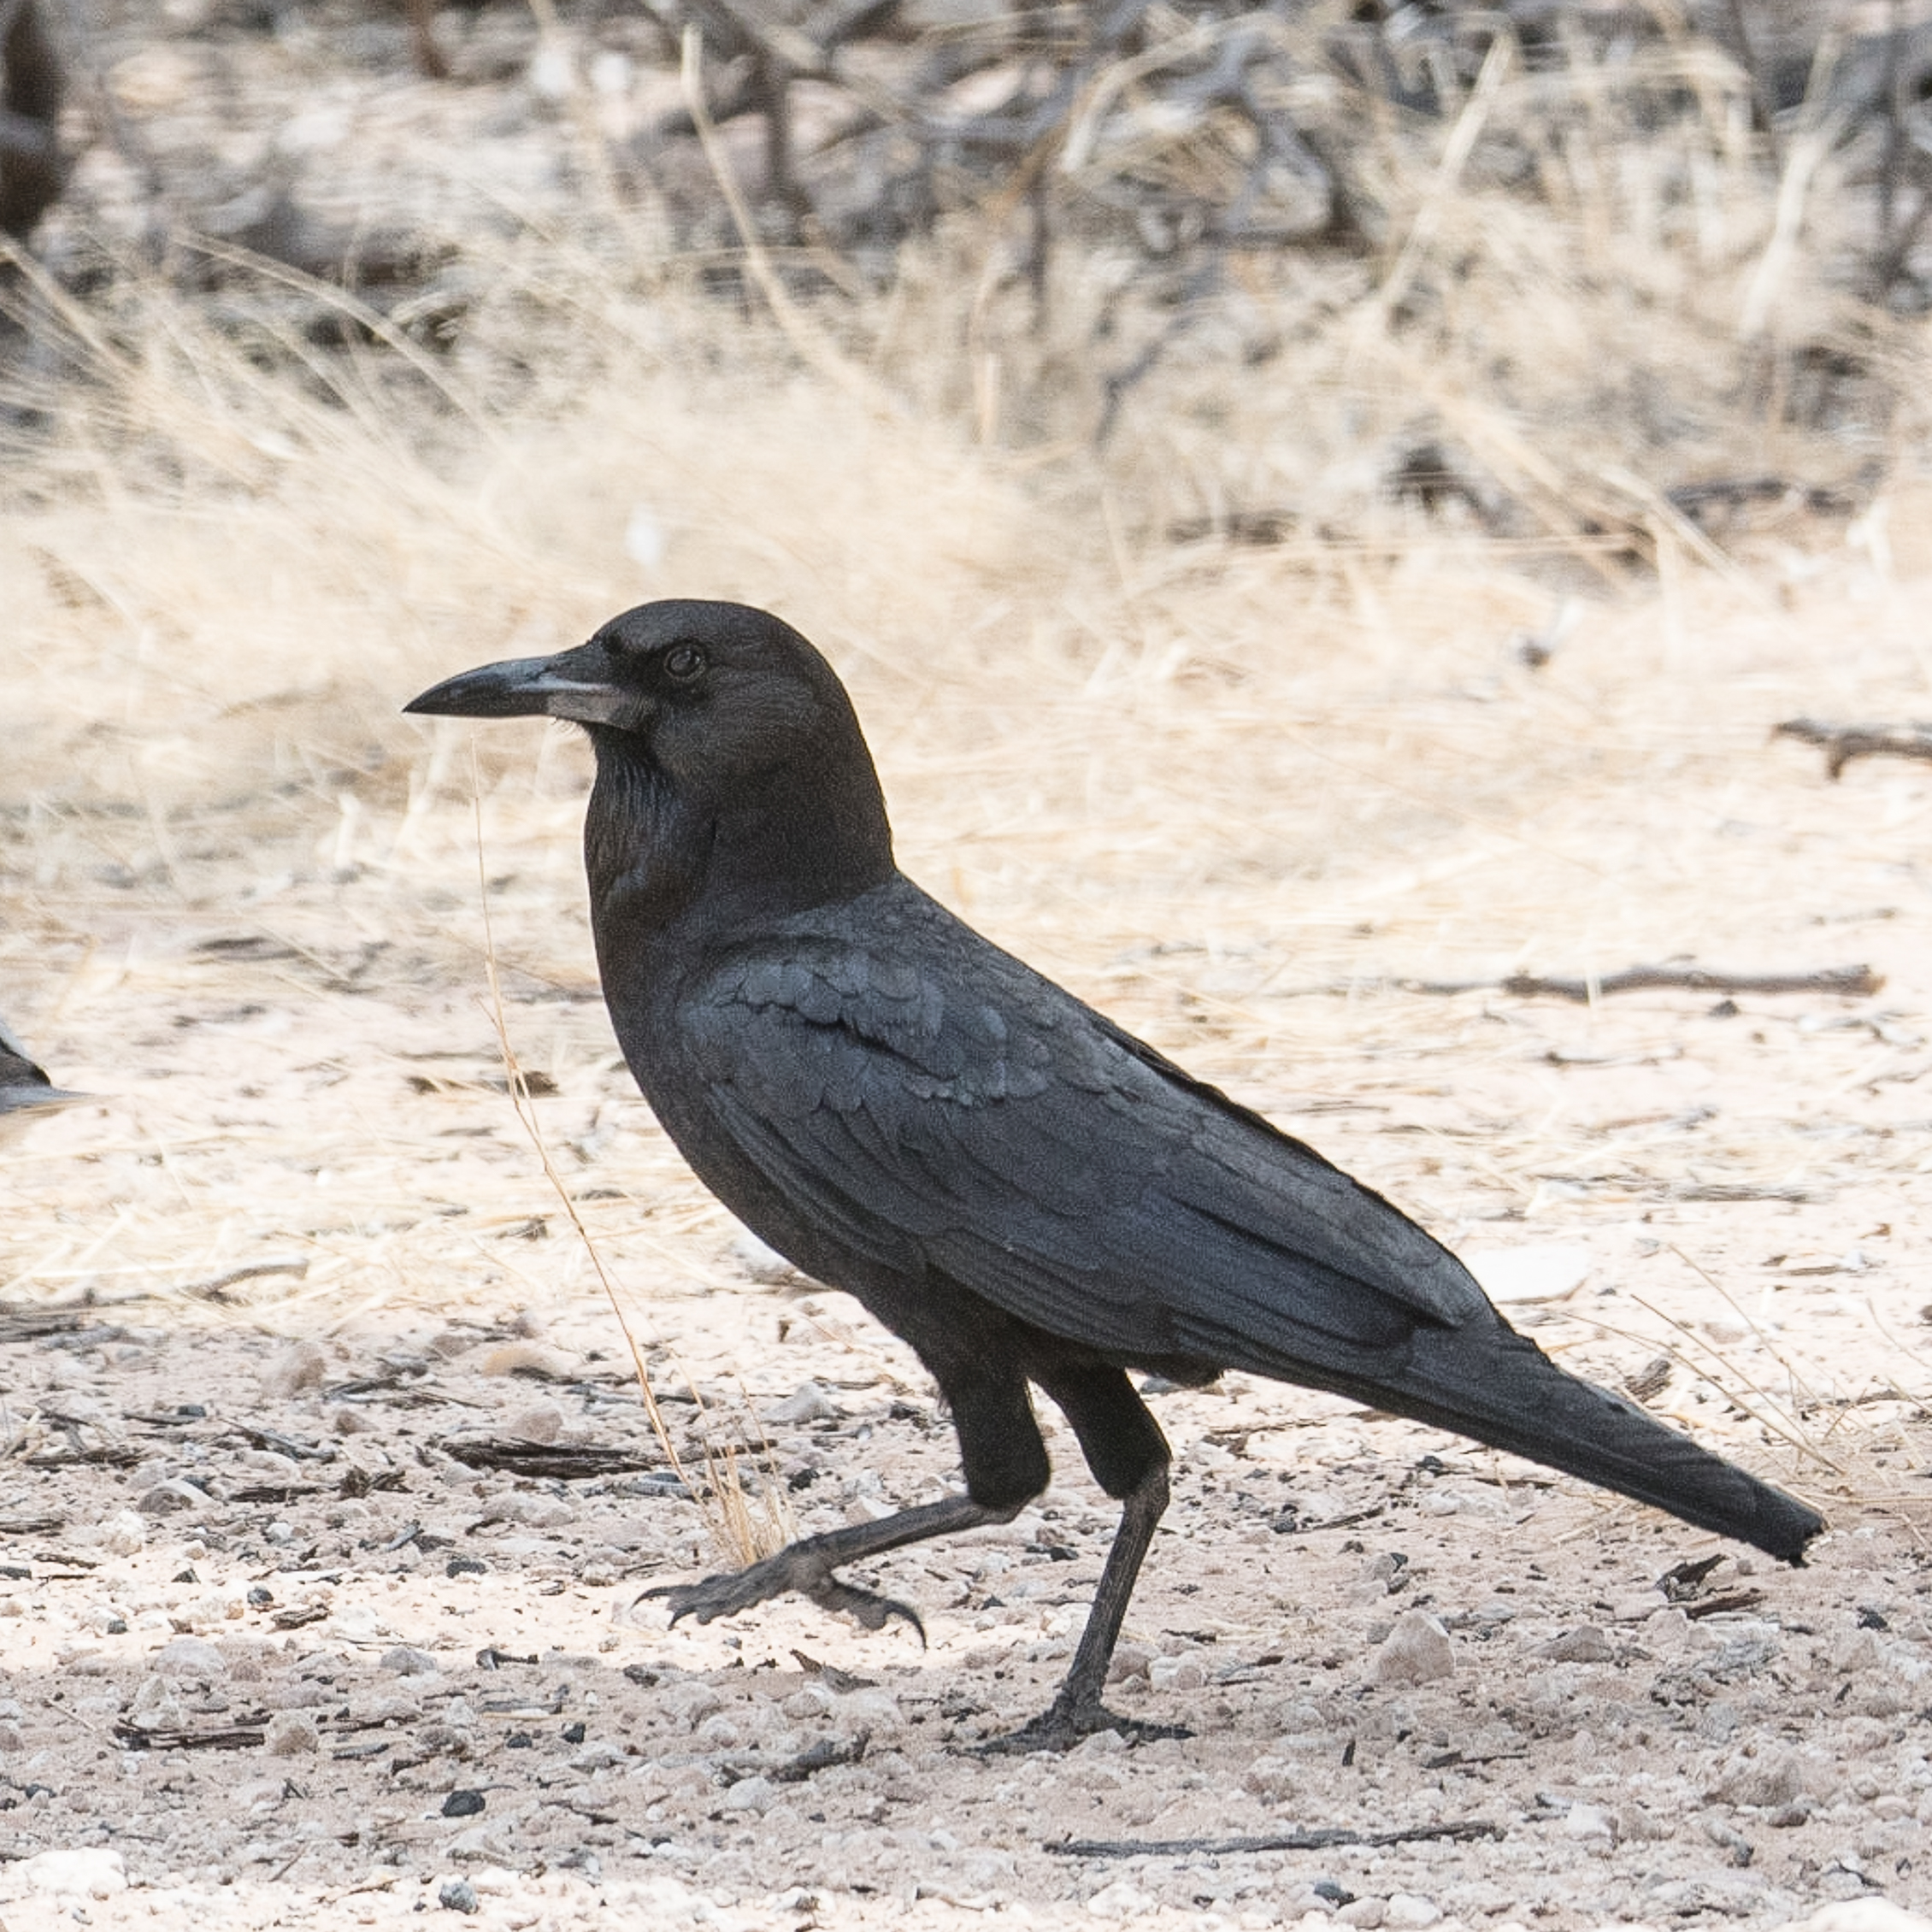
[972, 1696, 1192, 1756]
[645, 1543, 926, 1642]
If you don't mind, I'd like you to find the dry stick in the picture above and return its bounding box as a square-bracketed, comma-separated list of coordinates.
[1774, 718, 1932, 780]
[679, 25, 900, 419]
[1365, 963, 1882, 1002]
[1360, 32, 1511, 334]
[1050, 1818, 1505, 1859]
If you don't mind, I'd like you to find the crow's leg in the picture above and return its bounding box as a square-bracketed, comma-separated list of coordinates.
[647, 1491, 1019, 1637]
[981, 1364, 1181, 1752]
[648, 1344, 1047, 1640]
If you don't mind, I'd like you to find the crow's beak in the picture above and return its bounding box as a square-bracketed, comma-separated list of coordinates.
[403, 650, 635, 728]
[0, 1082, 86, 1120]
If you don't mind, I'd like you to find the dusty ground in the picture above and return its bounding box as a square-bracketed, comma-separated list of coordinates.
[5, 4, 1932, 1928]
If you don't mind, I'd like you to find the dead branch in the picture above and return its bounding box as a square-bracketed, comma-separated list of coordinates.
[1369, 963, 1882, 1002]
[1775, 717, 1932, 780]
[436, 1437, 673, 1481]
[114, 1720, 268, 1752]
[1050, 1817, 1505, 1858]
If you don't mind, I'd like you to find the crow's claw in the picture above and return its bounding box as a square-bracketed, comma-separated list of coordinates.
[972, 1699, 1193, 1756]
[645, 1546, 927, 1645]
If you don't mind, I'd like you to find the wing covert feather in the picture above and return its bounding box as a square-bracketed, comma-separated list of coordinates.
[679, 904, 1487, 1375]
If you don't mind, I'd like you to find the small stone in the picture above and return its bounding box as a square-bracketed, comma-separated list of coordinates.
[502, 1398, 564, 1444]
[1564, 1803, 1615, 1843]
[1385, 1897, 1441, 1929]
[1371, 1610, 1455, 1685]
[1710, 1746, 1811, 1809]
[445, 1824, 514, 1863]
[442, 1789, 486, 1818]
[1147, 1652, 1207, 1692]
[1106, 1642, 1154, 1684]
[380, 1645, 439, 1676]
[265, 1711, 320, 1755]
[438, 1878, 480, 1913]
[1086, 1880, 1157, 1918]
[663, 1681, 723, 1729]
[761, 1380, 840, 1425]
[20, 1847, 128, 1898]
[474, 1340, 573, 1380]
[89, 1509, 147, 1556]
[1243, 1754, 1297, 1800]
[126, 1676, 187, 1729]
[137, 1478, 209, 1517]
[1832, 1628, 1887, 1674]
[1539, 1624, 1613, 1664]
[1785, 1905, 1932, 1932]
[782, 1683, 835, 1720]
[1337, 1900, 1386, 1929]
[835, 1687, 902, 1728]
[1611, 1590, 1668, 1621]
[168, 1593, 243, 1634]
[261, 1339, 329, 1399]
[721, 1773, 775, 1812]
[155, 1636, 227, 1679]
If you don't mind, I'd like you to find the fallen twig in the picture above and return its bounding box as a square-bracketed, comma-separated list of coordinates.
[436, 1437, 675, 1481]
[1050, 1818, 1505, 1858]
[115, 1721, 268, 1752]
[174, 1259, 310, 1303]
[1380, 963, 1880, 1002]
[1775, 718, 1932, 780]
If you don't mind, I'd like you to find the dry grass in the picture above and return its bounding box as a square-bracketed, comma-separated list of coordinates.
[2, 21, 1929, 1536]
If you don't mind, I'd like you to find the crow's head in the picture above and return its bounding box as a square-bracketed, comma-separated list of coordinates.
[405, 599, 894, 916]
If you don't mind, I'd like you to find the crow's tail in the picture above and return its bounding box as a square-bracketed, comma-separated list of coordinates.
[1346, 1320, 1823, 1563]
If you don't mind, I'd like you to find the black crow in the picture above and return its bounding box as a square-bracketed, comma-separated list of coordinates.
[406, 599, 1824, 1747]
[0, 1014, 82, 1133]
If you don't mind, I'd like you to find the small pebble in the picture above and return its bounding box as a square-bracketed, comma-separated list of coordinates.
[1370, 1609, 1455, 1685]
[502, 1397, 566, 1443]
[126, 1677, 187, 1729]
[155, 1636, 227, 1679]
[89, 1511, 147, 1557]
[442, 1789, 486, 1818]
[1147, 1652, 1207, 1692]
[261, 1339, 328, 1399]
[761, 1380, 841, 1424]
[380, 1645, 439, 1676]
[264, 1711, 320, 1756]
[1540, 1624, 1613, 1664]
[438, 1877, 480, 1913]
[20, 1847, 127, 1899]
[137, 1478, 209, 1517]
[1086, 1880, 1157, 1918]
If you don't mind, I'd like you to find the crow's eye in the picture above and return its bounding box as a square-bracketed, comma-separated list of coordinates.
[663, 642, 708, 685]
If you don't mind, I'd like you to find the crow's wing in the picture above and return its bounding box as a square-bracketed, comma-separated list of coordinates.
[677, 892, 1488, 1381]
